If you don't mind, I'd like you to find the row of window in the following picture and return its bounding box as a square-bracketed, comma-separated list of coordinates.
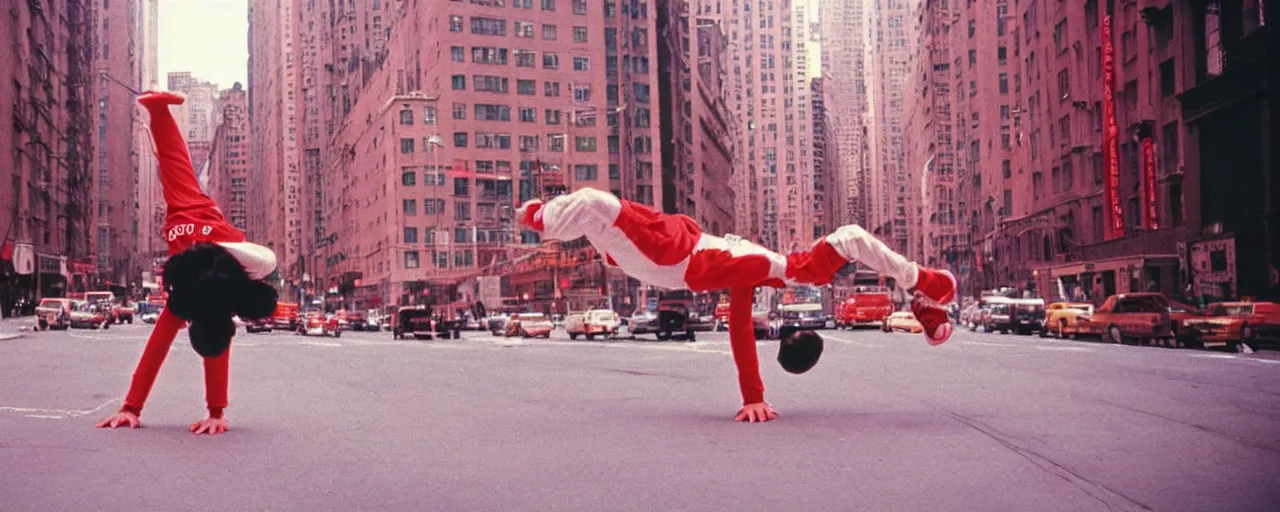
[454, 0, 592, 16]
[450, 75, 652, 103]
[404, 249, 476, 270]
[449, 15, 650, 45]
[450, 46, 605, 72]
[403, 226, 511, 246]
[400, 104, 652, 128]
[399, 133, 654, 153]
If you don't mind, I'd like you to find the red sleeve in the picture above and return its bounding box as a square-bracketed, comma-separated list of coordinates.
[203, 347, 230, 419]
[121, 309, 185, 416]
[728, 287, 765, 405]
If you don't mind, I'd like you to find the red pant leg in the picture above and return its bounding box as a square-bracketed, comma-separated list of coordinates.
[121, 309, 185, 416]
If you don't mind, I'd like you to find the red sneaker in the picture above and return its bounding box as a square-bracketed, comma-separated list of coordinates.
[516, 199, 545, 232]
[912, 298, 953, 346]
[137, 91, 186, 107]
[912, 267, 957, 307]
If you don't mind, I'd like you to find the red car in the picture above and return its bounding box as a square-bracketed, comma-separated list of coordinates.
[296, 312, 342, 337]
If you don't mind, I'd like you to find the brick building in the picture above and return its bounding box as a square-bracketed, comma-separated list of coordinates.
[208, 83, 251, 233]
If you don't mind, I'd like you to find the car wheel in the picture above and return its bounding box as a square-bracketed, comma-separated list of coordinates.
[1107, 325, 1124, 344]
[686, 329, 696, 342]
[656, 331, 671, 341]
[103, 322, 110, 330]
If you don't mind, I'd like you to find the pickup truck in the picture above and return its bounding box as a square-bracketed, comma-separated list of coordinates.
[566, 309, 621, 340]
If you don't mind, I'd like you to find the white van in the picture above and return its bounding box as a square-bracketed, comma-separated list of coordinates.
[566, 309, 621, 340]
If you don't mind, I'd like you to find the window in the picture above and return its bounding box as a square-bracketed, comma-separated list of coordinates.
[1062, 160, 1074, 192]
[575, 136, 597, 152]
[472, 46, 508, 65]
[519, 135, 539, 151]
[573, 85, 591, 101]
[474, 104, 511, 121]
[515, 50, 536, 67]
[400, 138, 415, 153]
[471, 17, 507, 36]
[1003, 190, 1013, 216]
[542, 24, 557, 40]
[573, 26, 588, 43]
[1092, 206, 1104, 241]
[450, 15, 464, 32]
[473, 75, 509, 93]
[543, 52, 559, 69]
[545, 109, 562, 124]
[1059, 115, 1071, 146]
[403, 199, 418, 216]
[573, 0, 586, 14]
[1054, 20, 1067, 54]
[515, 21, 535, 37]
[605, 0, 616, 18]
[1002, 160, 1012, 179]
[1057, 69, 1070, 99]
[519, 107, 536, 123]
[404, 227, 419, 244]
[1162, 122, 1179, 174]
[544, 81, 561, 97]
[451, 75, 466, 90]
[517, 79, 536, 95]
[399, 109, 414, 125]
[968, 20, 976, 38]
[998, 46, 1007, 65]
[968, 50, 976, 68]
[541, 0, 555, 11]
[401, 168, 417, 185]
[1160, 58, 1176, 96]
[999, 73, 1009, 94]
[454, 177, 470, 197]
[573, 164, 598, 180]
[424, 107, 437, 124]
[404, 251, 420, 269]
[451, 46, 465, 62]
[574, 57, 590, 71]
[455, 201, 472, 221]
[453, 132, 469, 147]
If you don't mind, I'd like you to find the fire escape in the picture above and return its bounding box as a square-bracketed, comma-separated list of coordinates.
[65, 0, 93, 268]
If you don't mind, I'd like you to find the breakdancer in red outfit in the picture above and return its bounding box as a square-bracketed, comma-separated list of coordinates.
[96, 91, 278, 435]
[516, 188, 956, 422]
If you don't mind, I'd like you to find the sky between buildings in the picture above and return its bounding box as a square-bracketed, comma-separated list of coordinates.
[157, 0, 249, 90]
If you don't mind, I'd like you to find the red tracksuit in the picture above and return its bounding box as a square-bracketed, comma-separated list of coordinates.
[119, 92, 244, 419]
[525, 188, 925, 404]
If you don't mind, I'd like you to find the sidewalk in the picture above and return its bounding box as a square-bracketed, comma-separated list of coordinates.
[0, 315, 32, 340]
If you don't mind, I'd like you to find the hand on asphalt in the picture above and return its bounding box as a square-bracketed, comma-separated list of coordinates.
[190, 417, 230, 436]
[95, 411, 141, 429]
[734, 402, 779, 423]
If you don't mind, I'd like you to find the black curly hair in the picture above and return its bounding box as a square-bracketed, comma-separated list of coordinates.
[162, 242, 278, 358]
[777, 325, 824, 374]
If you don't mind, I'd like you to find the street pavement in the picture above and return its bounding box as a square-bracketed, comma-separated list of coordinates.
[2, 317, 1279, 512]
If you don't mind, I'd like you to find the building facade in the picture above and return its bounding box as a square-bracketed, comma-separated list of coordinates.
[208, 83, 251, 233]
[319, 0, 666, 313]
[865, 0, 913, 254]
[1, 0, 98, 306]
[658, 0, 737, 237]
[93, 0, 140, 289]
[819, 0, 870, 228]
[133, 0, 165, 279]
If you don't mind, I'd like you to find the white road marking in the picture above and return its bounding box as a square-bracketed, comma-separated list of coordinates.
[299, 341, 342, 347]
[960, 341, 1018, 347]
[0, 399, 119, 420]
[1034, 345, 1093, 352]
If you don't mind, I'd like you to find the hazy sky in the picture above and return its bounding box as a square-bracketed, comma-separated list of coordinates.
[157, 0, 249, 90]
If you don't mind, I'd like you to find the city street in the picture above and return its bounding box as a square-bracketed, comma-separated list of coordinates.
[1, 319, 1278, 511]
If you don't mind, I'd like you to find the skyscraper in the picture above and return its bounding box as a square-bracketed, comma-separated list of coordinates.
[819, 0, 870, 228]
[208, 83, 251, 233]
[865, 0, 912, 254]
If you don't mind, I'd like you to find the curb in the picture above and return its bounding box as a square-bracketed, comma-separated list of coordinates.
[0, 333, 23, 341]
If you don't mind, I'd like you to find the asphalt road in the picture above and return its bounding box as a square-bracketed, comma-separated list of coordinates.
[2, 318, 1279, 512]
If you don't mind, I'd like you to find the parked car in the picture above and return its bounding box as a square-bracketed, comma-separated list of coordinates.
[654, 290, 700, 341]
[244, 317, 274, 333]
[982, 299, 1014, 333]
[393, 307, 458, 340]
[566, 309, 621, 340]
[1041, 302, 1095, 338]
[882, 310, 923, 333]
[70, 301, 111, 329]
[34, 298, 73, 331]
[780, 303, 828, 330]
[1185, 301, 1280, 351]
[505, 313, 554, 338]
[487, 314, 511, 335]
[1077, 293, 1173, 344]
[1010, 298, 1047, 335]
[296, 311, 341, 337]
[113, 302, 135, 324]
[629, 310, 656, 335]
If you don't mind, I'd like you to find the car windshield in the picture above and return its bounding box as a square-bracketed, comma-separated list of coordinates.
[990, 304, 1010, 314]
[1209, 304, 1252, 316]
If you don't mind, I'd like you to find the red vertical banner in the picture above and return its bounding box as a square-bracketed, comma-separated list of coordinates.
[1102, 15, 1125, 240]
[1141, 137, 1158, 230]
